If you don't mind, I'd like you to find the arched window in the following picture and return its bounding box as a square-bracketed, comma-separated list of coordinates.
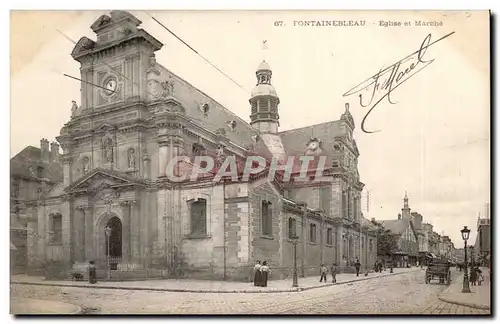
[189, 198, 207, 236]
[261, 201, 272, 236]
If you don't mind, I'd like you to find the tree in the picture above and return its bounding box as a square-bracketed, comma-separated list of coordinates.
[377, 231, 399, 257]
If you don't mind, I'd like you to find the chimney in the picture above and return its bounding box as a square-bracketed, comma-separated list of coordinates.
[371, 217, 375, 222]
[50, 142, 60, 163]
[398, 213, 402, 220]
[40, 138, 50, 162]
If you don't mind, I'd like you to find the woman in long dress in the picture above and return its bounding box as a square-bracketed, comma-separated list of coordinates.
[260, 261, 270, 287]
[253, 261, 262, 287]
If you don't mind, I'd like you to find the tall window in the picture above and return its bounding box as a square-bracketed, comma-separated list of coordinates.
[49, 213, 62, 244]
[369, 239, 373, 252]
[326, 228, 333, 245]
[288, 217, 297, 239]
[190, 198, 207, 236]
[261, 201, 272, 236]
[309, 223, 317, 243]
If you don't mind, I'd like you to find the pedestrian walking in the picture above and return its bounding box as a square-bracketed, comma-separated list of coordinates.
[260, 261, 270, 287]
[88, 260, 97, 284]
[478, 271, 484, 286]
[470, 267, 477, 286]
[253, 260, 262, 287]
[331, 262, 337, 283]
[354, 259, 361, 277]
[319, 264, 328, 283]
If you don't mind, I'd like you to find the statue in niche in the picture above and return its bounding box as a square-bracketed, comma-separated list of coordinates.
[104, 138, 114, 163]
[128, 148, 136, 169]
[71, 101, 79, 118]
[82, 157, 90, 174]
[160, 78, 174, 97]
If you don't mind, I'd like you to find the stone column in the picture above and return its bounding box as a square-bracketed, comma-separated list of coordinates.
[157, 131, 169, 177]
[74, 206, 86, 262]
[84, 205, 95, 261]
[61, 199, 72, 267]
[120, 201, 131, 263]
[130, 201, 141, 262]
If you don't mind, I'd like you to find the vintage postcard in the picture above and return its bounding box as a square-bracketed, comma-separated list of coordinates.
[10, 10, 490, 315]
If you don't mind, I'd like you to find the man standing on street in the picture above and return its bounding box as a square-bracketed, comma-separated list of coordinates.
[331, 262, 337, 283]
[319, 264, 328, 283]
[354, 259, 361, 277]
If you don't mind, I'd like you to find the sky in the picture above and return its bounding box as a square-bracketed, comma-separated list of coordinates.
[10, 10, 490, 246]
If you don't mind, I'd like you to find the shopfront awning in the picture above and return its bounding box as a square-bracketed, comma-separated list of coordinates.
[10, 243, 17, 251]
[426, 252, 438, 259]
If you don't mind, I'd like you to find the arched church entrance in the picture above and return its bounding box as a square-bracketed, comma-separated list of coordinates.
[105, 217, 122, 270]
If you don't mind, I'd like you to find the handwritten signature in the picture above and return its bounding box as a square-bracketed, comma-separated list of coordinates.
[343, 32, 455, 133]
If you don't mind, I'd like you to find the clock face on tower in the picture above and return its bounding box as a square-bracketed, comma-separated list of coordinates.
[104, 77, 117, 95]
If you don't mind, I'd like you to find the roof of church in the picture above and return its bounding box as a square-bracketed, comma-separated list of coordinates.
[279, 121, 342, 157]
[157, 64, 274, 158]
[383, 218, 410, 235]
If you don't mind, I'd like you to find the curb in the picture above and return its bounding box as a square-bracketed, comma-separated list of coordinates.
[437, 272, 490, 310]
[438, 294, 490, 310]
[11, 269, 420, 294]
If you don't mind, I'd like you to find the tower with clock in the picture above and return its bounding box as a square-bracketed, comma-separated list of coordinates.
[71, 10, 163, 110]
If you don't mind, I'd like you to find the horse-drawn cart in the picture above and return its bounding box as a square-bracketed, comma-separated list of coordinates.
[425, 259, 451, 285]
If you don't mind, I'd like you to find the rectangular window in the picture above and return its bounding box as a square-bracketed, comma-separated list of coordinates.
[190, 198, 207, 236]
[309, 223, 317, 243]
[261, 201, 272, 236]
[288, 217, 297, 239]
[326, 228, 333, 245]
[49, 214, 62, 245]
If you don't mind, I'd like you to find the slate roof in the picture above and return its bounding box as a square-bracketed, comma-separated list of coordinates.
[279, 121, 342, 160]
[382, 219, 410, 235]
[10, 146, 63, 183]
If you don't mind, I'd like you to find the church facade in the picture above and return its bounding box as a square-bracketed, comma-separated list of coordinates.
[23, 10, 378, 281]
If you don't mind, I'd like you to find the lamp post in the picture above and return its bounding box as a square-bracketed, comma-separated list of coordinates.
[292, 235, 299, 287]
[390, 249, 394, 273]
[461, 226, 471, 293]
[105, 226, 112, 280]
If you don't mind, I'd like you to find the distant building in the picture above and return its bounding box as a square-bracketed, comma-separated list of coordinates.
[475, 215, 490, 266]
[10, 141, 62, 273]
[378, 193, 419, 267]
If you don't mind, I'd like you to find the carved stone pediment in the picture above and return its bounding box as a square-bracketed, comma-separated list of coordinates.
[65, 168, 141, 194]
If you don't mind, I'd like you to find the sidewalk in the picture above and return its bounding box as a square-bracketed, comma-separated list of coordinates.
[438, 267, 490, 310]
[11, 267, 421, 293]
[10, 297, 82, 315]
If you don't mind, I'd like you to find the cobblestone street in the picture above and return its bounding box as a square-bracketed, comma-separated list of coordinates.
[9, 270, 490, 315]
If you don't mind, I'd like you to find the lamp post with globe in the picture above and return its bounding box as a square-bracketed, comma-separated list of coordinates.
[291, 235, 299, 288]
[461, 226, 471, 293]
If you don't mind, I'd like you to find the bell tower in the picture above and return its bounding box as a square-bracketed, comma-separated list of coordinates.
[249, 61, 280, 134]
[71, 10, 163, 111]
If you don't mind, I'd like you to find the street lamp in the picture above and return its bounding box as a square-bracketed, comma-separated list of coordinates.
[105, 225, 112, 280]
[291, 235, 299, 288]
[461, 226, 471, 293]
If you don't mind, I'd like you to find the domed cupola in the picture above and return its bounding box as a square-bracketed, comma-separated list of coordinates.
[249, 60, 280, 134]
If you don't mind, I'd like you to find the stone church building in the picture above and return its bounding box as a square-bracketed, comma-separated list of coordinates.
[21, 10, 378, 280]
